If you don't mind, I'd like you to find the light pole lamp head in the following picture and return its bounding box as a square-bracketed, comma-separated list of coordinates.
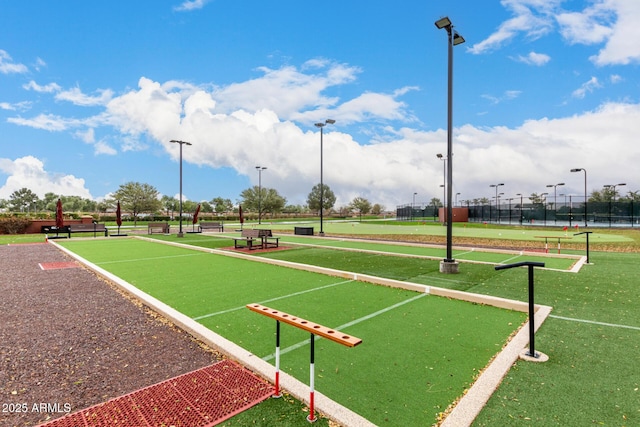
[557, 182, 565, 186]
[315, 119, 335, 128]
[570, 168, 583, 173]
[435, 16, 452, 29]
[453, 32, 465, 45]
[170, 139, 192, 146]
[436, 153, 443, 159]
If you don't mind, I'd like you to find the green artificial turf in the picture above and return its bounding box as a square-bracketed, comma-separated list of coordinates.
[57, 238, 526, 426]
[473, 251, 640, 426]
[47, 232, 640, 426]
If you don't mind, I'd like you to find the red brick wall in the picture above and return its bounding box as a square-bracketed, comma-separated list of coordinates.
[23, 217, 95, 234]
[438, 207, 469, 223]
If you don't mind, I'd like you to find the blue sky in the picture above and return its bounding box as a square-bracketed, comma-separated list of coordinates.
[1, 0, 639, 209]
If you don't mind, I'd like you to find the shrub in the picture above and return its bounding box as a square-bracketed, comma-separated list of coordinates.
[0, 217, 32, 234]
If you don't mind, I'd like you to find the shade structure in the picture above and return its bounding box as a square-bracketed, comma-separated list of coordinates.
[55, 199, 64, 229]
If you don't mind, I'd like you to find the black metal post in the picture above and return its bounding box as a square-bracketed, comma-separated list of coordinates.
[495, 261, 545, 358]
[574, 231, 592, 264]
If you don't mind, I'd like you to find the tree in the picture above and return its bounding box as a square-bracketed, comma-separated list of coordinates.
[9, 188, 39, 213]
[200, 201, 213, 213]
[307, 184, 336, 215]
[240, 186, 286, 218]
[43, 192, 59, 211]
[161, 195, 178, 218]
[350, 196, 371, 221]
[371, 203, 385, 215]
[626, 191, 640, 202]
[113, 182, 161, 224]
[529, 193, 547, 206]
[210, 197, 233, 215]
[182, 200, 198, 217]
[590, 187, 618, 202]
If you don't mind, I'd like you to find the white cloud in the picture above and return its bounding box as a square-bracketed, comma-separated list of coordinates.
[471, 0, 640, 66]
[173, 0, 210, 12]
[610, 74, 623, 83]
[481, 90, 522, 105]
[0, 101, 31, 111]
[55, 87, 114, 106]
[23, 80, 62, 93]
[214, 62, 360, 119]
[556, 7, 614, 44]
[0, 50, 28, 74]
[589, 0, 640, 65]
[75, 128, 95, 144]
[94, 141, 117, 155]
[515, 51, 551, 66]
[469, 0, 556, 54]
[0, 156, 92, 199]
[34, 57, 47, 71]
[572, 76, 601, 99]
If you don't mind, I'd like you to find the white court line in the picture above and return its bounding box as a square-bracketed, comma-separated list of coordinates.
[262, 293, 428, 362]
[192, 279, 354, 321]
[96, 253, 207, 265]
[499, 254, 524, 264]
[550, 315, 640, 331]
[453, 249, 476, 258]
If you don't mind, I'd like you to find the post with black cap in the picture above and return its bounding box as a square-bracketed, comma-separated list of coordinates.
[495, 261, 548, 361]
[574, 231, 593, 264]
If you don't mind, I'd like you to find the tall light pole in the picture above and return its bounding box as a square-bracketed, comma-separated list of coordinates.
[170, 139, 192, 237]
[315, 119, 335, 236]
[516, 193, 524, 224]
[570, 168, 588, 227]
[256, 166, 267, 224]
[412, 192, 418, 221]
[490, 183, 504, 223]
[546, 183, 565, 224]
[604, 183, 626, 202]
[436, 16, 464, 273]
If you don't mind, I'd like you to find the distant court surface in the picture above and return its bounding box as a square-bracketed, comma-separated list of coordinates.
[158, 232, 582, 271]
[229, 220, 632, 243]
[58, 237, 527, 426]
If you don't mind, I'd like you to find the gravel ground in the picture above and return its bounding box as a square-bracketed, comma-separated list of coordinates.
[0, 242, 222, 427]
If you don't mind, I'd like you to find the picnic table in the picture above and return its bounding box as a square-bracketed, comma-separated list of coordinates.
[534, 235, 572, 254]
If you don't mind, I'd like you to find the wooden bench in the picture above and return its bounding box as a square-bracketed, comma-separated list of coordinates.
[148, 222, 170, 234]
[199, 221, 224, 232]
[257, 229, 280, 248]
[233, 229, 263, 249]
